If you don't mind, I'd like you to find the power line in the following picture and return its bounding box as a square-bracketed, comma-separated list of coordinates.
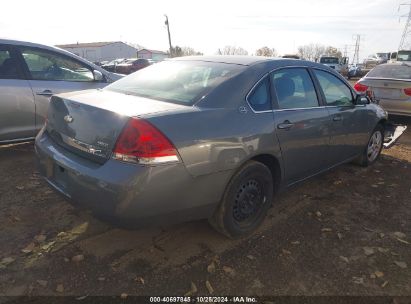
[352, 34, 362, 64]
[399, 1, 411, 49]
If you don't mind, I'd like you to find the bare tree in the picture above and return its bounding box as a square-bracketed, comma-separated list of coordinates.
[217, 46, 249, 55]
[169, 46, 203, 57]
[297, 43, 325, 62]
[255, 46, 278, 57]
[180, 46, 203, 56]
[324, 46, 342, 59]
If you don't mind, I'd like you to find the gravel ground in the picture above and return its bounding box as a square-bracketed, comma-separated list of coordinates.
[0, 116, 410, 299]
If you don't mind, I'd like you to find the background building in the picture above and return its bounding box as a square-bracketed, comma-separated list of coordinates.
[137, 49, 168, 61]
[56, 41, 139, 63]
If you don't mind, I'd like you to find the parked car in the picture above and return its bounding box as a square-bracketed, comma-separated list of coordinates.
[347, 63, 364, 79]
[35, 56, 404, 238]
[101, 58, 127, 73]
[354, 63, 411, 116]
[115, 58, 152, 74]
[0, 39, 123, 144]
[363, 53, 390, 69]
[282, 54, 300, 59]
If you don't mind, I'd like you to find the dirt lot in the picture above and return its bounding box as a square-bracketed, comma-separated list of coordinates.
[0, 116, 410, 299]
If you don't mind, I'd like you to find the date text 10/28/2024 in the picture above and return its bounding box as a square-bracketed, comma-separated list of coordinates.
[149, 296, 257, 303]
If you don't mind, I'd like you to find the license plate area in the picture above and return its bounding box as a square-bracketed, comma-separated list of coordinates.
[373, 88, 401, 99]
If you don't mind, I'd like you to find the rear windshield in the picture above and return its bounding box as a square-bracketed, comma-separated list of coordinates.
[105, 61, 246, 104]
[320, 57, 339, 64]
[367, 64, 411, 80]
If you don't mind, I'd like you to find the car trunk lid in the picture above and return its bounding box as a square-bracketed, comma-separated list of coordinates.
[46, 89, 188, 163]
[362, 78, 411, 100]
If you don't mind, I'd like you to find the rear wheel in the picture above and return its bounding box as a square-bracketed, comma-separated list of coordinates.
[356, 124, 384, 167]
[209, 161, 274, 238]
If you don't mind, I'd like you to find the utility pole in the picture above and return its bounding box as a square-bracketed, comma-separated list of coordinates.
[164, 15, 173, 57]
[352, 34, 361, 65]
[399, 1, 411, 50]
[343, 44, 349, 58]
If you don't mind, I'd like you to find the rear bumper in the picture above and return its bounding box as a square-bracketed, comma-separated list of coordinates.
[35, 129, 225, 225]
[379, 99, 411, 117]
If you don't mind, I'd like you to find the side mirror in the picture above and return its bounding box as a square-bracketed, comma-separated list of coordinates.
[355, 94, 370, 105]
[93, 70, 104, 82]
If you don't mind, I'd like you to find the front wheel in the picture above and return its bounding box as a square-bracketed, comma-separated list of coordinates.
[208, 161, 274, 238]
[356, 125, 384, 167]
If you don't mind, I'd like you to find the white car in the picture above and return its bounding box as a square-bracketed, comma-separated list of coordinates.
[0, 39, 122, 144]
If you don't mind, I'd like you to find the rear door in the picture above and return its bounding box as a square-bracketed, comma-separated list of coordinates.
[0, 44, 35, 142]
[16, 46, 108, 133]
[271, 67, 331, 185]
[312, 69, 368, 165]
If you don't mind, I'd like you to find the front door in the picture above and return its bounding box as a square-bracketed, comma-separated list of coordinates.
[271, 67, 331, 185]
[16, 47, 107, 133]
[0, 44, 35, 142]
[312, 69, 368, 166]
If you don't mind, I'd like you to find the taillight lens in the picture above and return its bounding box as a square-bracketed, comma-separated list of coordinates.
[113, 118, 179, 164]
[354, 82, 368, 92]
[404, 88, 411, 96]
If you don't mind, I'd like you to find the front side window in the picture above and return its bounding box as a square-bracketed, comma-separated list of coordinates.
[0, 48, 20, 80]
[20, 48, 94, 82]
[106, 61, 246, 105]
[272, 68, 319, 109]
[313, 70, 353, 106]
[247, 77, 271, 111]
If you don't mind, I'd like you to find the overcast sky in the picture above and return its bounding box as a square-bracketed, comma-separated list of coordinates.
[0, 0, 407, 60]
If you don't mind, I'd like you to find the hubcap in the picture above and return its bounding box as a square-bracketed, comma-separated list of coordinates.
[233, 179, 265, 225]
[367, 131, 382, 162]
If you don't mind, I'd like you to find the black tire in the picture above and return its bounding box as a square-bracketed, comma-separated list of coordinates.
[209, 161, 274, 238]
[356, 124, 384, 167]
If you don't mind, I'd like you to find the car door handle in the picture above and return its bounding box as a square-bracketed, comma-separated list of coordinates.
[277, 121, 294, 130]
[333, 115, 342, 122]
[36, 90, 54, 96]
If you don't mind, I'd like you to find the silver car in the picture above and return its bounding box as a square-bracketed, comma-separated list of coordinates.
[354, 63, 411, 116]
[35, 56, 401, 238]
[0, 39, 122, 144]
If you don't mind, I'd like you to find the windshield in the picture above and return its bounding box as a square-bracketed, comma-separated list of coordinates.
[367, 64, 411, 80]
[320, 57, 339, 64]
[376, 53, 388, 59]
[397, 51, 411, 62]
[105, 60, 246, 104]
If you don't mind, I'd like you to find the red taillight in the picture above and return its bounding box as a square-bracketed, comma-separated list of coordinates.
[354, 82, 368, 92]
[113, 118, 179, 164]
[404, 88, 411, 96]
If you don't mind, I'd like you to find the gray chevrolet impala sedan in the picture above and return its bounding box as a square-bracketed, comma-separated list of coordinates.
[35, 56, 392, 237]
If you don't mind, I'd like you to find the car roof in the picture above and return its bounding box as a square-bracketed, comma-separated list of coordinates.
[0, 38, 70, 54]
[172, 55, 280, 66]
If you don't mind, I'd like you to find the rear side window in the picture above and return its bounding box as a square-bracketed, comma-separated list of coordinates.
[247, 76, 271, 111]
[367, 64, 411, 80]
[313, 70, 353, 106]
[0, 48, 21, 80]
[272, 68, 319, 109]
